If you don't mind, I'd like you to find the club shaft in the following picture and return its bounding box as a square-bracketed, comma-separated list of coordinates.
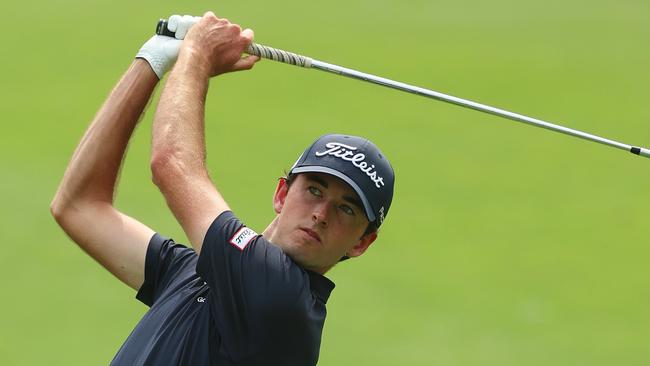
[310, 60, 648, 156]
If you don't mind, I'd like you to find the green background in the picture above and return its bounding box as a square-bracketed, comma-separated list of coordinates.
[2, 0, 649, 364]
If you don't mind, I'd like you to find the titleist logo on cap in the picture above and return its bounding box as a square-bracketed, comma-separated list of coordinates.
[315, 142, 385, 189]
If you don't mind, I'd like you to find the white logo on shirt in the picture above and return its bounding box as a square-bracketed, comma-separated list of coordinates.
[315, 142, 385, 189]
[197, 297, 206, 303]
[229, 227, 258, 251]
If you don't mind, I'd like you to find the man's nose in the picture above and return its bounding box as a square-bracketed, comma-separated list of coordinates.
[312, 202, 330, 227]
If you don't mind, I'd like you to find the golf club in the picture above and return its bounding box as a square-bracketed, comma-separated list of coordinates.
[156, 18, 650, 159]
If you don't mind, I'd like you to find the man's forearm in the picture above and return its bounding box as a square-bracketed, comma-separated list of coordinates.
[151, 51, 211, 176]
[150, 13, 258, 184]
[52, 59, 158, 210]
[51, 59, 159, 290]
[150, 49, 226, 250]
[149, 14, 257, 249]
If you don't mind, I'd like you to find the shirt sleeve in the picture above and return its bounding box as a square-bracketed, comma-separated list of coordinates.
[136, 233, 198, 307]
[196, 211, 312, 359]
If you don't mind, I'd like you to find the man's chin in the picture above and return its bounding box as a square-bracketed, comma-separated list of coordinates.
[275, 236, 324, 270]
[283, 247, 317, 269]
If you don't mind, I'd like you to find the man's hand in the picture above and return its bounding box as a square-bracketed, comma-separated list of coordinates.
[176, 12, 259, 78]
[136, 15, 201, 79]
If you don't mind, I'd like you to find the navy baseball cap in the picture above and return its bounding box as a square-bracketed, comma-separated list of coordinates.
[289, 134, 395, 227]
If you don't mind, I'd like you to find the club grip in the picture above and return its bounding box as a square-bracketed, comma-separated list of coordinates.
[155, 18, 313, 68]
[156, 19, 176, 38]
[245, 43, 312, 68]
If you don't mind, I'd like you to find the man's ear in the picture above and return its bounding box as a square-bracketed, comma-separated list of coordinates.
[346, 231, 378, 258]
[273, 178, 289, 214]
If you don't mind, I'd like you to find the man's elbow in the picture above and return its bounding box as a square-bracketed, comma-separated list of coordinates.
[150, 150, 183, 189]
[50, 193, 71, 226]
[49, 193, 87, 232]
[50, 200, 64, 225]
[49, 196, 81, 239]
[151, 150, 211, 197]
[50, 192, 105, 231]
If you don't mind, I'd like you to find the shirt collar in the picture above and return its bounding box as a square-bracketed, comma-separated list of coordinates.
[306, 270, 336, 303]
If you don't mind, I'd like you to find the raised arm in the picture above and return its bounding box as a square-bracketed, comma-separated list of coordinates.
[51, 60, 158, 290]
[150, 12, 258, 252]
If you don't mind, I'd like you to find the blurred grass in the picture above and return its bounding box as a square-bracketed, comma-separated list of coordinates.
[1, 0, 650, 365]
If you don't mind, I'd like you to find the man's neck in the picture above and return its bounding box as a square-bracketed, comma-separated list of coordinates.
[262, 216, 279, 240]
[262, 217, 332, 275]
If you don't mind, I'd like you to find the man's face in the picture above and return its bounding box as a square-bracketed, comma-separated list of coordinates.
[267, 173, 377, 274]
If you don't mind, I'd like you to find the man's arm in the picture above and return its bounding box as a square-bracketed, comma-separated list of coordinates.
[151, 12, 258, 252]
[51, 59, 158, 291]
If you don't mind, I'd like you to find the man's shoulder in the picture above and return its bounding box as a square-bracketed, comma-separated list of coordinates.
[137, 234, 200, 306]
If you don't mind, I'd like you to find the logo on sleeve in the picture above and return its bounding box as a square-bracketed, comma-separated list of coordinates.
[229, 227, 258, 251]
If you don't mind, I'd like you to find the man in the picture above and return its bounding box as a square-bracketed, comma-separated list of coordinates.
[51, 12, 394, 365]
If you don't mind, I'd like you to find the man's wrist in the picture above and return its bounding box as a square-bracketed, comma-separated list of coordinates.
[174, 47, 213, 80]
[136, 35, 183, 79]
[133, 58, 161, 82]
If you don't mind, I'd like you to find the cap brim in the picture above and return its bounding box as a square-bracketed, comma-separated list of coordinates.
[291, 166, 376, 222]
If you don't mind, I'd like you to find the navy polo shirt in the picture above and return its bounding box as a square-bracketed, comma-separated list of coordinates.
[110, 211, 335, 366]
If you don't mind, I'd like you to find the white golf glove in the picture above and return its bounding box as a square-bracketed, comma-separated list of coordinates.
[136, 15, 201, 79]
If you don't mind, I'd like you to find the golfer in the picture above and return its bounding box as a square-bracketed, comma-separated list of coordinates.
[51, 12, 394, 365]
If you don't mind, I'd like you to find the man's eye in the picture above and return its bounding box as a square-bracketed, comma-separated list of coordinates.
[340, 205, 355, 216]
[308, 186, 322, 197]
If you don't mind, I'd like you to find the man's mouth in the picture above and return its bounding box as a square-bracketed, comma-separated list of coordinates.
[300, 228, 322, 243]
